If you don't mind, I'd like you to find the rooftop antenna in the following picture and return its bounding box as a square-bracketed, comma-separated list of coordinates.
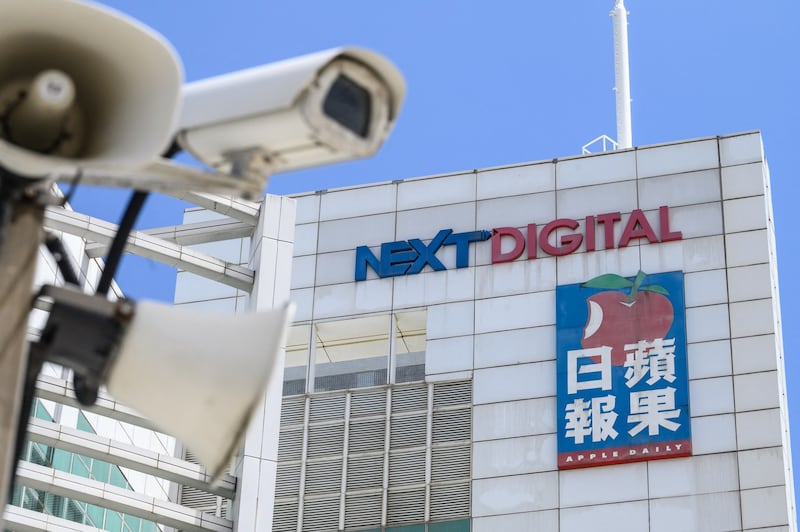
[612, 0, 632, 148]
[582, 0, 633, 153]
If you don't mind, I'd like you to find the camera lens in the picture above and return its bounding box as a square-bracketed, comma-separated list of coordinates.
[323, 74, 371, 138]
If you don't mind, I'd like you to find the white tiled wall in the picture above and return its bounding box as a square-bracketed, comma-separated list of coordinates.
[276, 132, 795, 531]
[473, 434, 557, 478]
[556, 149, 636, 189]
[472, 471, 559, 516]
[234, 195, 296, 531]
[649, 491, 743, 532]
[476, 161, 554, 199]
[556, 179, 638, 220]
[638, 168, 721, 210]
[560, 500, 649, 532]
[476, 191, 555, 230]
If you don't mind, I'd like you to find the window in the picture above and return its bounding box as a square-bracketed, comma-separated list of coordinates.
[314, 314, 391, 393]
[9, 399, 162, 532]
[284, 310, 427, 396]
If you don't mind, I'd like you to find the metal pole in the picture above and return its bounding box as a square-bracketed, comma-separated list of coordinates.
[0, 193, 43, 511]
[612, 0, 633, 148]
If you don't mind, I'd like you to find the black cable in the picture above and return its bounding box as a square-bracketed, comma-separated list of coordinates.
[162, 138, 182, 159]
[44, 234, 81, 286]
[96, 190, 148, 296]
[60, 169, 83, 206]
[94, 140, 180, 297]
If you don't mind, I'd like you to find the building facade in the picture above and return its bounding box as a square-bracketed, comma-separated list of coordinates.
[4, 131, 797, 531]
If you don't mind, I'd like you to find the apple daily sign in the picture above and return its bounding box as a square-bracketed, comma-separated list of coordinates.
[556, 270, 691, 469]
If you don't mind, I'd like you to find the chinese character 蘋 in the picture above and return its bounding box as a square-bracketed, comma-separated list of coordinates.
[623, 337, 677, 388]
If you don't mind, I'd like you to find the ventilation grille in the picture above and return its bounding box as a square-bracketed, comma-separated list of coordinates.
[301, 496, 340, 531]
[434, 380, 472, 408]
[387, 488, 425, 524]
[273, 499, 298, 532]
[310, 394, 346, 421]
[345, 492, 382, 528]
[281, 398, 306, 425]
[278, 428, 304, 461]
[392, 384, 428, 412]
[307, 422, 345, 457]
[350, 388, 387, 417]
[347, 454, 384, 491]
[305, 458, 343, 495]
[432, 446, 471, 483]
[348, 419, 385, 454]
[389, 449, 426, 486]
[433, 409, 471, 443]
[390, 414, 427, 448]
[430, 482, 471, 521]
[179, 448, 225, 517]
[276, 462, 301, 498]
[179, 486, 217, 513]
[273, 379, 472, 530]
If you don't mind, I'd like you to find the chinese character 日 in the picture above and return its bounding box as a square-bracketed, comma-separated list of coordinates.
[567, 346, 612, 394]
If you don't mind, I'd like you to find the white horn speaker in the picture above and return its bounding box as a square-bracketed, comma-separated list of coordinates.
[106, 301, 295, 481]
[0, 0, 183, 178]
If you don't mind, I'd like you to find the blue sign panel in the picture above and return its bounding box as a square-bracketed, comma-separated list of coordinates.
[556, 270, 691, 469]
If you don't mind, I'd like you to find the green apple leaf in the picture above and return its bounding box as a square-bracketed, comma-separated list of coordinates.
[640, 284, 669, 295]
[582, 274, 634, 289]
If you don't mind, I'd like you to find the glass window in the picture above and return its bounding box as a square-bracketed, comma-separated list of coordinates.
[109, 465, 130, 489]
[91, 458, 111, 483]
[104, 510, 122, 531]
[429, 519, 471, 532]
[27, 442, 50, 467]
[70, 454, 90, 479]
[76, 411, 96, 434]
[43, 492, 66, 519]
[314, 315, 390, 393]
[86, 503, 105, 528]
[284, 324, 310, 395]
[9, 485, 22, 506]
[140, 518, 161, 532]
[22, 487, 45, 511]
[288, 310, 427, 394]
[394, 310, 427, 384]
[33, 399, 54, 422]
[123, 514, 142, 531]
[51, 448, 71, 471]
[65, 499, 87, 524]
[386, 525, 425, 532]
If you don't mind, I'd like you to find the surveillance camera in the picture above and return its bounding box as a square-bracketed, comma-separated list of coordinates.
[176, 47, 406, 178]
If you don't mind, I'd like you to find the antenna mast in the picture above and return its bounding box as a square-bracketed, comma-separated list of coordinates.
[612, 0, 633, 148]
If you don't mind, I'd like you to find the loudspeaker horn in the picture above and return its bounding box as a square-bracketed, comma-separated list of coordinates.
[0, 0, 183, 178]
[106, 301, 295, 481]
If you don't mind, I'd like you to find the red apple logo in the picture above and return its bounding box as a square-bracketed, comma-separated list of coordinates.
[580, 271, 674, 365]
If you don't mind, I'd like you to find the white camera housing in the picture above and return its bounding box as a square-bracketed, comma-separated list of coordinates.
[177, 47, 406, 176]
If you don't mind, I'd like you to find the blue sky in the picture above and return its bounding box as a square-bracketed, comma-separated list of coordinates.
[83, 0, 799, 495]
